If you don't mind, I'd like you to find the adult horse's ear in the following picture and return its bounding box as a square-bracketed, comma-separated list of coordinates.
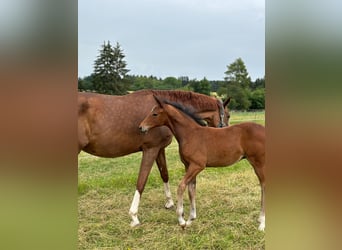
[223, 97, 231, 108]
[153, 95, 164, 107]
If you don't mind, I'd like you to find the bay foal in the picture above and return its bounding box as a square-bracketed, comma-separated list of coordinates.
[139, 96, 265, 231]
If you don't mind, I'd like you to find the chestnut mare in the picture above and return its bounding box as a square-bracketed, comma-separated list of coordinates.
[78, 90, 230, 227]
[139, 96, 265, 231]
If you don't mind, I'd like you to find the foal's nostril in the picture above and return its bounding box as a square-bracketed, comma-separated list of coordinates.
[139, 126, 147, 133]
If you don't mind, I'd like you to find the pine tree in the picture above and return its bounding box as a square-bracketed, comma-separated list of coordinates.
[190, 77, 211, 95]
[93, 41, 130, 95]
[221, 58, 252, 110]
[224, 58, 251, 89]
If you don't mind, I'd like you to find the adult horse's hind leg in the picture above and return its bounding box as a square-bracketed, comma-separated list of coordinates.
[156, 148, 175, 209]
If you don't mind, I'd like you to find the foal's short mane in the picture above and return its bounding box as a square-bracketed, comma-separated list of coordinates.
[163, 100, 208, 126]
[136, 89, 219, 111]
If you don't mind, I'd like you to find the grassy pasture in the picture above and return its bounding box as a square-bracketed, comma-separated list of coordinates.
[229, 110, 265, 125]
[78, 112, 265, 249]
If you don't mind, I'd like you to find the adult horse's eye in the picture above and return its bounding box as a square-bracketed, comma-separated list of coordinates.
[152, 113, 158, 117]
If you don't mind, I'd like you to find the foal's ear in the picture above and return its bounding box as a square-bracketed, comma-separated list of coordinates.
[223, 97, 231, 108]
[153, 95, 164, 108]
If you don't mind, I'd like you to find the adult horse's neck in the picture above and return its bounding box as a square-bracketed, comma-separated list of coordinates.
[163, 104, 200, 144]
[151, 90, 218, 113]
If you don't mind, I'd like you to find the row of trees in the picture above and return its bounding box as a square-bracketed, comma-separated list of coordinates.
[78, 41, 265, 110]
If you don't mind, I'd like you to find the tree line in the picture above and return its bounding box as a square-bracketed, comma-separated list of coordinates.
[78, 41, 265, 110]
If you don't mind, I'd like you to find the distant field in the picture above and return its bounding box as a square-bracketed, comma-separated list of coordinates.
[229, 110, 265, 125]
[78, 112, 265, 249]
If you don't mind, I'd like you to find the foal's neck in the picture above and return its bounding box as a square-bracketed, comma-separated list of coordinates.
[164, 105, 200, 143]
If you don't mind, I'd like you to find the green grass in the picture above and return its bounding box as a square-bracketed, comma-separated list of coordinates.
[78, 112, 265, 249]
[229, 110, 265, 125]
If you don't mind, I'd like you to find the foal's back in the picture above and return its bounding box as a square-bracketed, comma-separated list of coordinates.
[199, 122, 265, 167]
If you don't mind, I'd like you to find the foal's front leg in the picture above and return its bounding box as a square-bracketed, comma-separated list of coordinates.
[176, 164, 203, 228]
[186, 177, 197, 226]
[176, 180, 187, 227]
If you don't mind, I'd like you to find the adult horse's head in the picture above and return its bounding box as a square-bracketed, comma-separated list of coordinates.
[193, 96, 231, 128]
[150, 90, 230, 128]
[216, 97, 231, 127]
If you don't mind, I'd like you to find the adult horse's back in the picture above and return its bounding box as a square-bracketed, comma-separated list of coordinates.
[78, 90, 230, 226]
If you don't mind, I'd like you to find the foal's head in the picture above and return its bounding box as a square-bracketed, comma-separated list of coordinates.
[139, 104, 167, 133]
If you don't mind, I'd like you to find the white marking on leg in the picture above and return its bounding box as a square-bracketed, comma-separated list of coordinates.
[164, 182, 174, 208]
[177, 193, 186, 226]
[258, 213, 265, 231]
[186, 203, 196, 226]
[186, 182, 196, 226]
[177, 206, 186, 226]
[129, 190, 141, 227]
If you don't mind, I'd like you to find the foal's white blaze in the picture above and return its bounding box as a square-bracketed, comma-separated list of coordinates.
[164, 182, 174, 208]
[129, 190, 141, 227]
[151, 105, 157, 112]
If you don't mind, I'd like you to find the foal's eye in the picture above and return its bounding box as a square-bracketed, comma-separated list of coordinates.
[152, 113, 158, 117]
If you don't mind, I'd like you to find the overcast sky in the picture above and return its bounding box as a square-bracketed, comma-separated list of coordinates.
[78, 0, 264, 81]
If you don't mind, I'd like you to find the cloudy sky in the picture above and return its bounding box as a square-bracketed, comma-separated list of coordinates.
[78, 0, 264, 81]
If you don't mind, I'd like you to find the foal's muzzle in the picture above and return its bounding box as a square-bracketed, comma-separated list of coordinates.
[139, 126, 149, 133]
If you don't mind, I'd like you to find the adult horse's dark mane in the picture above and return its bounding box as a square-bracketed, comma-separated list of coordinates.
[133, 89, 220, 111]
[162, 99, 208, 126]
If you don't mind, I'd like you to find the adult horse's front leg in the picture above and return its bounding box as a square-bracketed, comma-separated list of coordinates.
[156, 148, 174, 209]
[129, 147, 160, 227]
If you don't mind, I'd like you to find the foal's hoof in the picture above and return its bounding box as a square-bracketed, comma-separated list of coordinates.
[165, 200, 175, 209]
[179, 223, 187, 230]
[186, 220, 193, 227]
[130, 220, 140, 228]
[258, 215, 265, 231]
[258, 223, 265, 231]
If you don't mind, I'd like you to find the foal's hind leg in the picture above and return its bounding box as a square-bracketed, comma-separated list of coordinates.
[248, 157, 265, 231]
[156, 148, 175, 209]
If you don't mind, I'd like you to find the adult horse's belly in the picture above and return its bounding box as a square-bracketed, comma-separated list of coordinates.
[82, 126, 172, 158]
